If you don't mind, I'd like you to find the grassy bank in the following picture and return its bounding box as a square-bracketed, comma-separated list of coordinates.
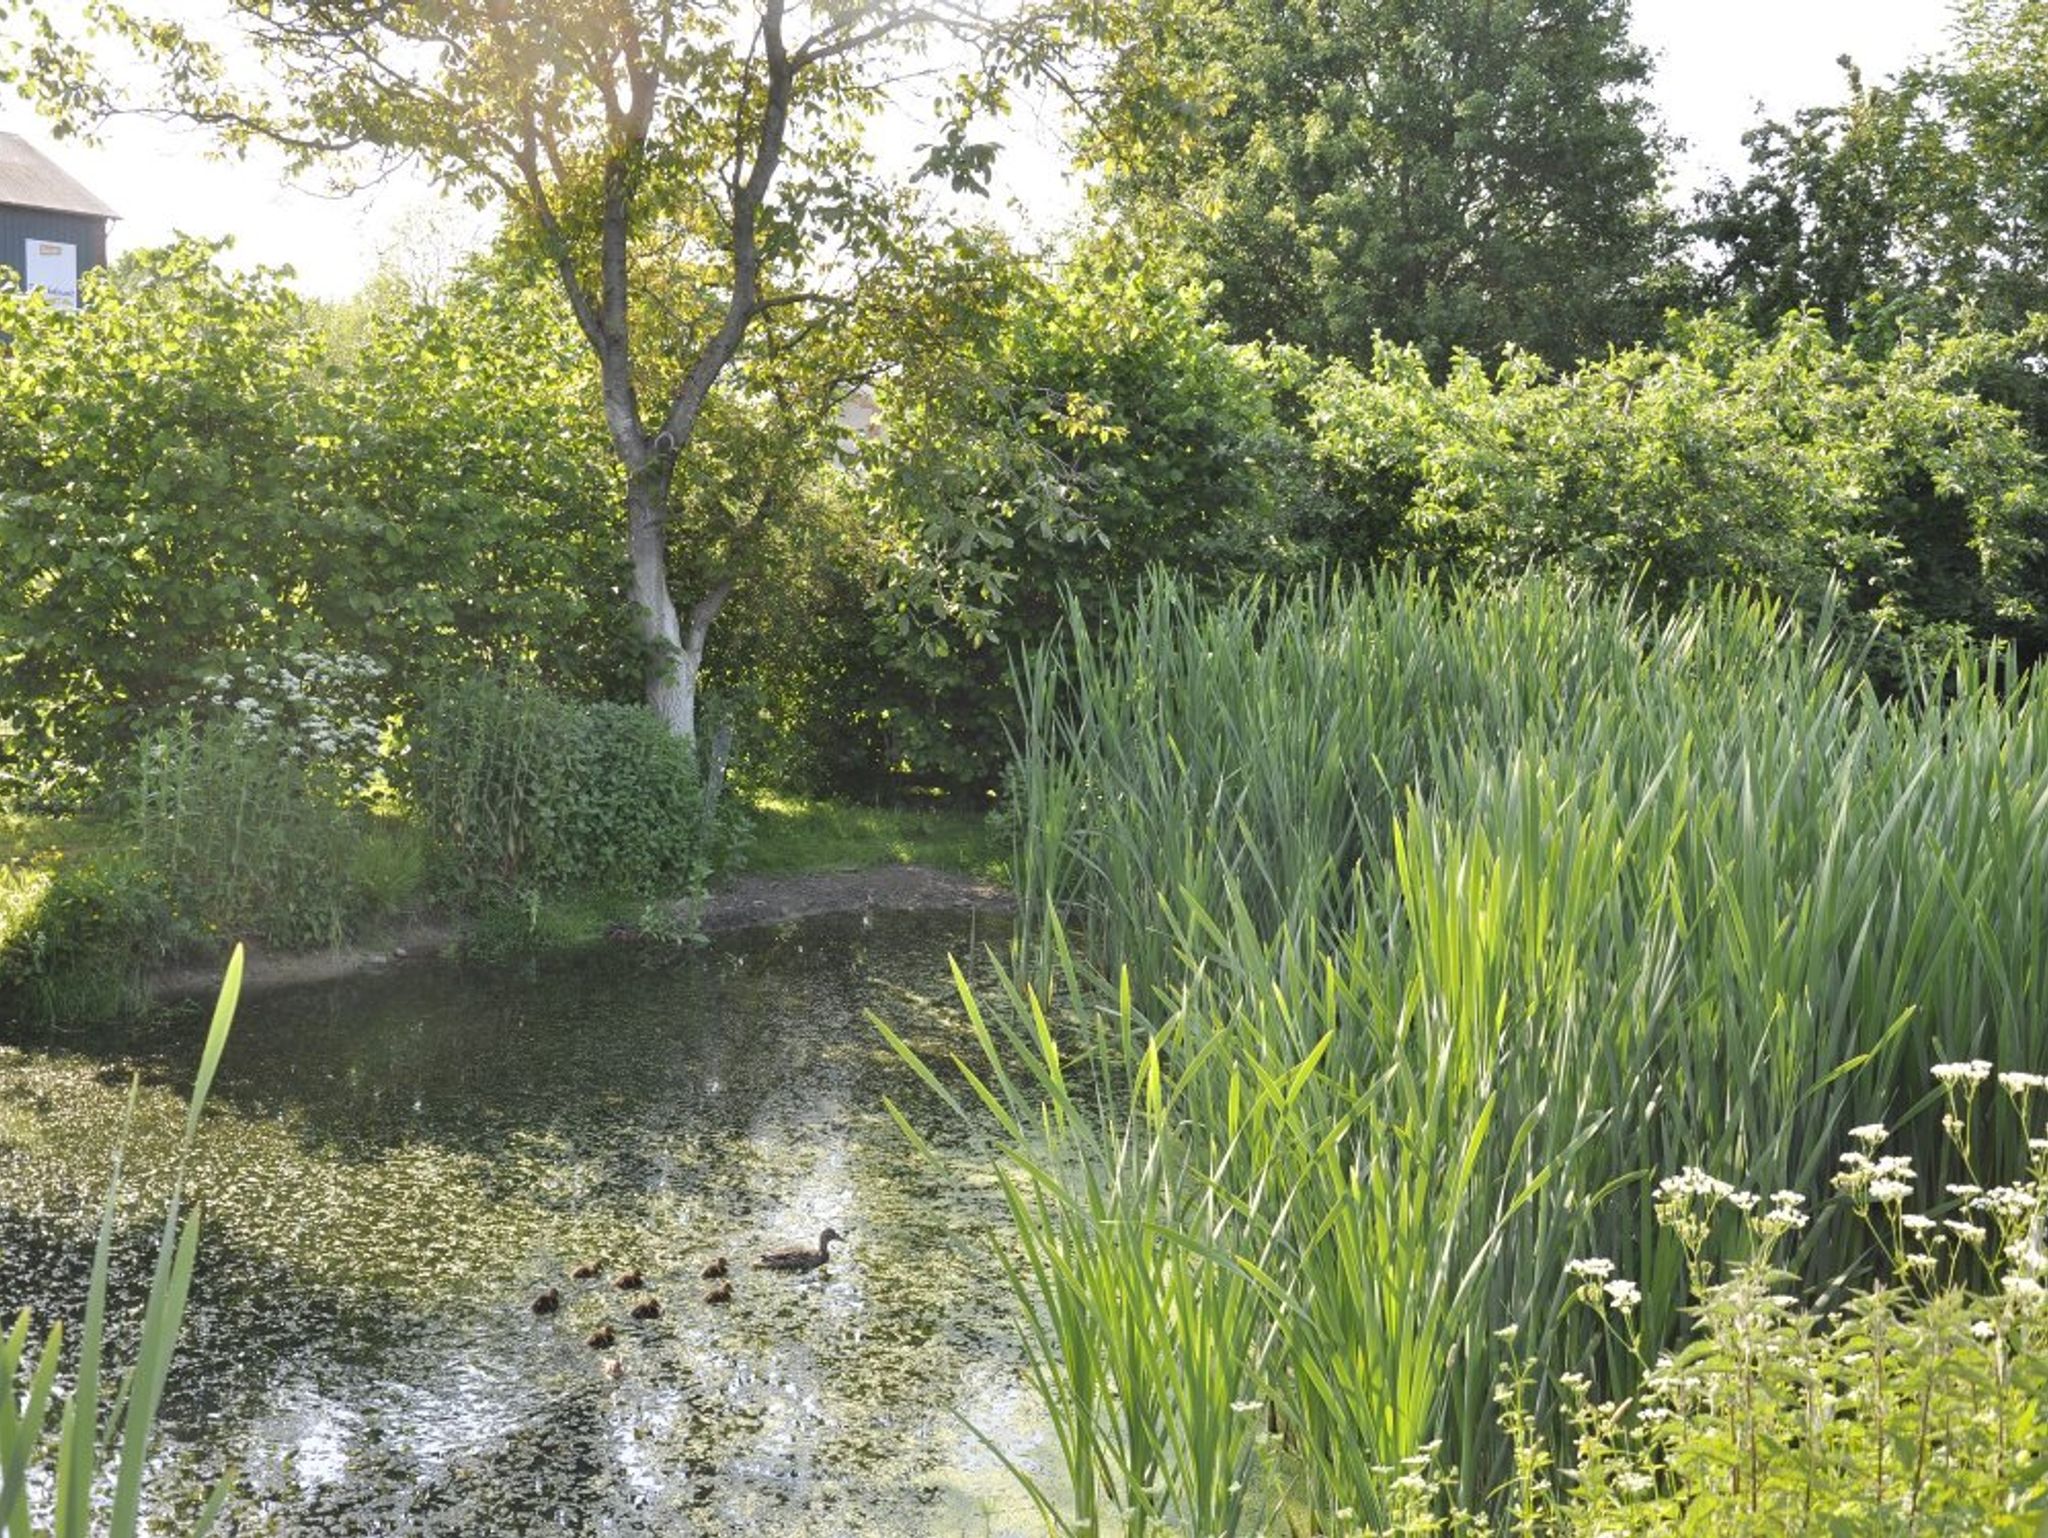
[2, 788, 1003, 1022]
[741, 793, 1004, 881]
[894, 570, 2048, 1531]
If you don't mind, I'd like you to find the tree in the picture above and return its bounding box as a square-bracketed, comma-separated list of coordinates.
[1696, 0, 2048, 348]
[1086, 0, 1675, 370]
[17, 0, 1061, 750]
[864, 236, 1293, 787]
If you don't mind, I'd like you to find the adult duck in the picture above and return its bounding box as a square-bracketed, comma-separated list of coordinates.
[754, 1227, 844, 1272]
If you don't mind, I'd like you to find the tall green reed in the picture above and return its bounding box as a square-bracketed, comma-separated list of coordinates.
[132, 718, 368, 948]
[1, 947, 241, 1536]
[899, 571, 2048, 1531]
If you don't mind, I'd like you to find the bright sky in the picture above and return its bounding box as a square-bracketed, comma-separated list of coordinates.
[0, 0, 1954, 300]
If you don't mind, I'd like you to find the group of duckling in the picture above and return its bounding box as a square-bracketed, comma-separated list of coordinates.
[529, 1227, 846, 1377]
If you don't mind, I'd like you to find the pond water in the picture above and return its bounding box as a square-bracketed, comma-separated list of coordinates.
[0, 911, 1057, 1535]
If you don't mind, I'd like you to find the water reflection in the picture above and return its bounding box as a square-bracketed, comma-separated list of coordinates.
[0, 912, 1052, 1535]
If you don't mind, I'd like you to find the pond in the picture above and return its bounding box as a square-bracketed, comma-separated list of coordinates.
[0, 910, 1056, 1535]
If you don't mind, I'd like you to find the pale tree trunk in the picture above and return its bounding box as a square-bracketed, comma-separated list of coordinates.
[626, 474, 696, 738]
[625, 473, 736, 749]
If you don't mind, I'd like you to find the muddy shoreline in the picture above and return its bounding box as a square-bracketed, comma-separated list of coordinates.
[148, 864, 1014, 1001]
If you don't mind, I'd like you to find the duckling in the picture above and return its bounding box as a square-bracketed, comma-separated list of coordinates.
[586, 1323, 616, 1349]
[703, 1281, 734, 1304]
[571, 1260, 603, 1280]
[700, 1257, 729, 1280]
[600, 1356, 626, 1382]
[613, 1269, 645, 1291]
[630, 1297, 663, 1321]
[531, 1287, 561, 1315]
[753, 1227, 844, 1273]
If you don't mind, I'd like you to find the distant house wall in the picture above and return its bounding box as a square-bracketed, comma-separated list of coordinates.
[0, 203, 111, 303]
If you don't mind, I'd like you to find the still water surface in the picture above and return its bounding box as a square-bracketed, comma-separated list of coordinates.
[0, 912, 1053, 1535]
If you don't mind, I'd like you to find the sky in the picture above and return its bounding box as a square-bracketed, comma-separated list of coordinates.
[0, 0, 1956, 301]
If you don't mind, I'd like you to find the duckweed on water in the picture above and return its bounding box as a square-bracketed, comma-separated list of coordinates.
[0, 912, 1053, 1535]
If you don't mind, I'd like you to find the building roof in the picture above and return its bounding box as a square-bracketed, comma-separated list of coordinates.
[0, 132, 117, 219]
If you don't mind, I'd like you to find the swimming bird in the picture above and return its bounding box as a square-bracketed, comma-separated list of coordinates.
[571, 1260, 603, 1280]
[754, 1227, 844, 1272]
[600, 1356, 625, 1381]
[586, 1323, 616, 1349]
[630, 1298, 663, 1320]
[613, 1269, 645, 1291]
[701, 1257, 729, 1280]
[703, 1281, 734, 1304]
[531, 1288, 561, 1315]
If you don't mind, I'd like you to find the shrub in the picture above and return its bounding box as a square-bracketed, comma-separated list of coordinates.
[0, 848, 175, 1024]
[1303, 312, 2048, 666]
[863, 241, 1294, 790]
[406, 675, 731, 902]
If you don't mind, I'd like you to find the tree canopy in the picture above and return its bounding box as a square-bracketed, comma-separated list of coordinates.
[1696, 0, 2048, 346]
[20, 0, 1069, 750]
[1086, 0, 1675, 370]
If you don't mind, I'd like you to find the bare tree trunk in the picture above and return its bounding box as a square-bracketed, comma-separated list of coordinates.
[626, 474, 697, 739]
[626, 474, 738, 748]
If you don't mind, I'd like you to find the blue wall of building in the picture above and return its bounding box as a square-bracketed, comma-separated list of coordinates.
[0, 202, 111, 296]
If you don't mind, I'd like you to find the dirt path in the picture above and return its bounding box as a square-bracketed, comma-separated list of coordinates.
[149, 864, 1014, 1002]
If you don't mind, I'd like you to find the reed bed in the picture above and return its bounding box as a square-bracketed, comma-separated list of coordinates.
[896, 572, 2048, 1531]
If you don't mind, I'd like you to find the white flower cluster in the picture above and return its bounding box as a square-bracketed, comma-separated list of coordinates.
[1654, 1167, 1736, 1204]
[1566, 1257, 1642, 1312]
[1755, 1189, 1809, 1236]
[198, 649, 390, 789]
[1932, 1059, 1994, 1087]
[1834, 1149, 1916, 1205]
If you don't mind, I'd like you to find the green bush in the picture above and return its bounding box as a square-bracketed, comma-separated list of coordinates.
[1303, 312, 2048, 665]
[0, 243, 640, 799]
[406, 675, 732, 902]
[0, 848, 175, 1024]
[863, 241, 1294, 790]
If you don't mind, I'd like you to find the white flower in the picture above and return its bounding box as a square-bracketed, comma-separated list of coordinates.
[1971, 1319, 1998, 1340]
[1933, 1060, 1993, 1087]
[2001, 1072, 2048, 1095]
[1902, 1214, 1937, 1233]
[1946, 1220, 1987, 1245]
[1973, 1185, 2040, 1221]
[1850, 1123, 1889, 1147]
[1604, 1278, 1642, 1310]
[1655, 1167, 1735, 1202]
[1567, 1257, 1615, 1282]
[1870, 1178, 1913, 1204]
